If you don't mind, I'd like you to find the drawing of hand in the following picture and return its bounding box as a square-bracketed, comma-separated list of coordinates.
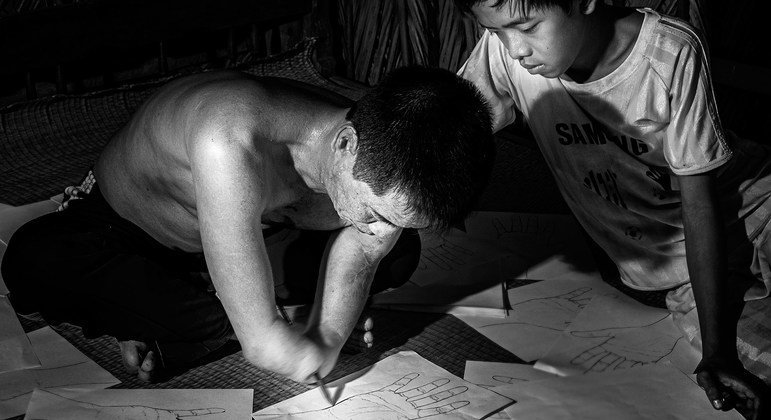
[509, 287, 594, 330]
[100, 406, 226, 420]
[32, 389, 225, 420]
[491, 375, 527, 385]
[568, 316, 683, 373]
[418, 239, 474, 271]
[491, 215, 555, 247]
[325, 373, 469, 419]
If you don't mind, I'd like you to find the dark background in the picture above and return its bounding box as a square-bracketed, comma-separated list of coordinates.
[0, 0, 767, 144]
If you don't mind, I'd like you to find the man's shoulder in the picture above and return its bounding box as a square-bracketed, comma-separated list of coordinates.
[166, 73, 275, 140]
[178, 71, 266, 108]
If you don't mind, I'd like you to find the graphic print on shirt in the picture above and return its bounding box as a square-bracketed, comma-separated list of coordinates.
[555, 113, 675, 205]
[624, 226, 642, 240]
[583, 169, 627, 209]
[645, 165, 675, 200]
[555, 121, 649, 156]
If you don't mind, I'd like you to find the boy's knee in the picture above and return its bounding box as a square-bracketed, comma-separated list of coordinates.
[371, 228, 421, 294]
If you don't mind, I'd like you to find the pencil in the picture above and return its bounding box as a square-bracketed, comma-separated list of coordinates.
[314, 372, 335, 406]
[276, 304, 293, 325]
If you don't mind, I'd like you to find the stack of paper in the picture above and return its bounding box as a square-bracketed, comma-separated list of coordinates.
[1, 326, 120, 419]
[371, 212, 602, 317]
[456, 269, 727, 418]
[254, 351, 512, 419]
[0, 196, 61, 302]
[24, 388, 253, 420]
[534, 293, 700, 377]
[372, 228, 511, 317]
[455, 277, 619, 361]
[0, 296, 39, 375]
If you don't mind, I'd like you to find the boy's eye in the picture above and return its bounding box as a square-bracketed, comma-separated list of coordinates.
[521, 23, 538, 33]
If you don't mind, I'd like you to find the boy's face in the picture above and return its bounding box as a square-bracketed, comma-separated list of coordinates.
[471, 0, 592, 79]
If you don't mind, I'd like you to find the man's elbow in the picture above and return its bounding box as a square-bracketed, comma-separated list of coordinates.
[241, 343, 268, 368]
[242, 340, 285, 372]
[240, 332, 314, 383]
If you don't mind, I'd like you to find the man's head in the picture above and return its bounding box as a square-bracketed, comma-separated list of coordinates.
[331, 66, 494, 234]
[455, 0, 597, 79]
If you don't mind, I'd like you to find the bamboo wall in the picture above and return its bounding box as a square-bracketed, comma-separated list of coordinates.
[335, 0, 480, 85]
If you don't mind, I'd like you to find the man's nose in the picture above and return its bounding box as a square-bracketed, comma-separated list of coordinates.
[354, 221, 375, 236]
[499, 32, 530, 60]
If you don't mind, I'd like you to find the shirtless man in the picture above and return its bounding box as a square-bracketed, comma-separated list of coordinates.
[2, 66, 494, 383]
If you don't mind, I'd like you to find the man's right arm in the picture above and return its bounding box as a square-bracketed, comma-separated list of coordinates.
[188, 126, 324, 383]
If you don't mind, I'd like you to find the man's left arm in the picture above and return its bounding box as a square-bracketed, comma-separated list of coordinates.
[680, 172, 768, 418]
[305, 225, 401, 377]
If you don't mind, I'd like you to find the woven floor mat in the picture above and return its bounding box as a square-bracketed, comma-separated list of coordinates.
[18, 308, 523, 413]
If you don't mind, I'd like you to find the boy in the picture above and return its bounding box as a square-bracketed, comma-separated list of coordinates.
[456, 0, 771, 417]
[2, 67, 494, 383]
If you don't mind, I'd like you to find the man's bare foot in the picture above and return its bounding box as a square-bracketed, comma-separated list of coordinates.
[343, 313, 374, 354]
[278, 304, 374, 353]
[118, 340, 160, 382]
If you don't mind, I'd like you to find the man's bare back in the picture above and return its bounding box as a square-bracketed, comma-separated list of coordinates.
[95, 71, 350, 252]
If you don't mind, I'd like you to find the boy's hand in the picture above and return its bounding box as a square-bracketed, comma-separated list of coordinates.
[696, 356, 770, 419]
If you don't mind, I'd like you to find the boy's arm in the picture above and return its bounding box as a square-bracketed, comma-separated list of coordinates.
[457, 30, 519, 133]
[679, 172, 768, 417]
[190, 131, 324, 383]
[306, 224, 401, 377]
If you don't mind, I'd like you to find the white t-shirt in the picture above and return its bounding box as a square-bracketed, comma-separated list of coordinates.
[459, 8, 771, 291]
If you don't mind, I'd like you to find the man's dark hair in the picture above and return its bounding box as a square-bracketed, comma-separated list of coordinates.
[347, 66, 494, 231]
[453, 0, 586, 17]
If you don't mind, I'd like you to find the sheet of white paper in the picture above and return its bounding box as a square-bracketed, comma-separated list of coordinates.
[0, 199, 59, 243]
[371, 229, 511, 317]
[534, 293, 700, 377]
[456, 278, 620, 361]
[501, 364, 742, 419]
[371, 260, 508, 317]
[410, 229, 510, 285]
[253, 351, 512, 419]
[462, 361, 561, 420]
[463, 361, 557, 390]
[0, 296, 39, 375]
[24, 387, 253, 420]
[0, 241, 8, 295]
[0, 326, 120, 419]
[464, 212, 601, 282]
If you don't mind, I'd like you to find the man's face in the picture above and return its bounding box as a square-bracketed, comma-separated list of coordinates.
[329, 169, 429, 237]
[471, 0, 589, 79]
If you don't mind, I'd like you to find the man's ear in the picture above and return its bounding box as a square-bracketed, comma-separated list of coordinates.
[333, 124, 359, 155]
[580, 0, 598, 15]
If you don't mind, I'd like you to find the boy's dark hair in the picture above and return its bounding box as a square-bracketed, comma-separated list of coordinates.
[453, 0, 586, 17]
[348, 66, 494, 231]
